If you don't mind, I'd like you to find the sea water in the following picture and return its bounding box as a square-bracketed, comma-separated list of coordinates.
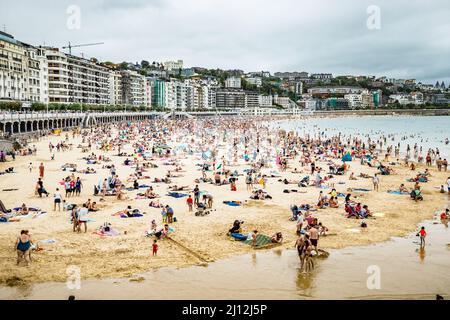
[273, 116, 450, 158]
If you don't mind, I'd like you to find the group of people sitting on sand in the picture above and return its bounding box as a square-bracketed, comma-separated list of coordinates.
[344, 194, 373, 219]
[315, 189, 341, 209]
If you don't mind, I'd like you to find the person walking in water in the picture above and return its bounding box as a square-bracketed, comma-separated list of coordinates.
[418, 226, 426, 247]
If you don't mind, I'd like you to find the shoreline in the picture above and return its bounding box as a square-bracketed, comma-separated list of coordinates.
[1, 215, 448, 299]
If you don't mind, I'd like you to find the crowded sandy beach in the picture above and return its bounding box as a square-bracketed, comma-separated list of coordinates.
[0, 115, 449, 286]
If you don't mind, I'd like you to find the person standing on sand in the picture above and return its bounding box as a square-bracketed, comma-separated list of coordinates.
[54, 188, 63, 211]
[152, 240, 158, 256]
[166, 205, 174, 223]
[76, 204, 89, 233]
[372, 173, 380, 191]
[39, 162, 45, 178]
[186, 195, 193, 212]
[193, 185, 200, 206]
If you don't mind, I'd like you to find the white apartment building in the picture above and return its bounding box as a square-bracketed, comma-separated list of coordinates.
[344, 93, 363, 108]
[258, 95, 273, 108]
[389, 92, 423, 105]
[273, 95, 292, 108]
[182, 79, 218, 110]
[45, 48, 69, 103]
[66, 54, 110, 105]
[120, 70, 148, 106]
[0, 31, 29, 102]
[24, 45, 42, 103]
[225, 76, 241, 88]
[301, 99, 317, 110]
[246, 76, 262, 87]
[166, 79, 189, 110]
[36, 47, 49, 104]
[43, 47, 111, 105]
[108, 71, 123, 105]
[163, 60, 183, 71]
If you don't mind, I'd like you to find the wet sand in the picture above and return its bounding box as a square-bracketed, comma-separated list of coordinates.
[1, 218, 449, 300]
[0, 122, 449, 286]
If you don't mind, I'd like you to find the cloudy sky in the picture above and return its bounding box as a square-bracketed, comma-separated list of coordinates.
[1, 0, 449, 83]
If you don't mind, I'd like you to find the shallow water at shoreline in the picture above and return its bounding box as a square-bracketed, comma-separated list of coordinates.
[274, 115, 450, 158]
[1, 216, 449, 300]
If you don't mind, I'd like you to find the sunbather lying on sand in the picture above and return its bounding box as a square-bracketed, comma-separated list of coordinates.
[169, 185, 189, 191]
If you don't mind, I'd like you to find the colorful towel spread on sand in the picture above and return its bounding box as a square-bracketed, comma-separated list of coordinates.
[243, 234, 273, 247]
[167, 192, 188, 198]
[13, 207, 40, 212]
[223, 201, 242, 207]
[120, 213, 144, 218]
[352, 188, 371, 192]
[387, 191, 409, 195]
[94, 229, 120, 236]
[230, 233, 247, 241]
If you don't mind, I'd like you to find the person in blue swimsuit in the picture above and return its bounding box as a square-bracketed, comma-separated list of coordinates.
[15, 230, 32, 266]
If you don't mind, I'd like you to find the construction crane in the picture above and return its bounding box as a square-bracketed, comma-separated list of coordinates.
[62, 41, 104, 55]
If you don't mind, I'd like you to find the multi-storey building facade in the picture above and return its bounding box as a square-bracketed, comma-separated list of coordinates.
[216, 89, 246, 109]
[45, 48, 69, 103]
[66, 54, 110, 105]
[165, 79, 188, 110]
[148, 78, 166, 108]
[225, 76, 241, 88]
[109, 71, 123, 105]
[0, 31, 29, 102]
[36, 47, 49, 104]
[258, 95, 273, 108]
[120, 70, 148, 106]
[245, 76, 262, 87]
[245, 91, 259, 108]
[163, 60, 183, 71]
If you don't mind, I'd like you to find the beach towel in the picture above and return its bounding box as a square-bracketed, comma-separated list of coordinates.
[223, 201, 242, 207]
[387, 191, 409, 195]
[167, 192, 188, 198]
[38, 239, 56, 244]
[13, 207, 40, 212]
[230, 233, 247, 241]
[352, 188, 370, 192]
[243, 234, 273, 247]
[120, 213, 144, 218]
[94, 229, 120, 236]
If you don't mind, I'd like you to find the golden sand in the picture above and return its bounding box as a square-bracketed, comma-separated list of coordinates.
[0, 130, 448, 285]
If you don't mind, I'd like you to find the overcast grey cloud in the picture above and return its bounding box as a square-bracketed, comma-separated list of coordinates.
[1, 0, 449, 83]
